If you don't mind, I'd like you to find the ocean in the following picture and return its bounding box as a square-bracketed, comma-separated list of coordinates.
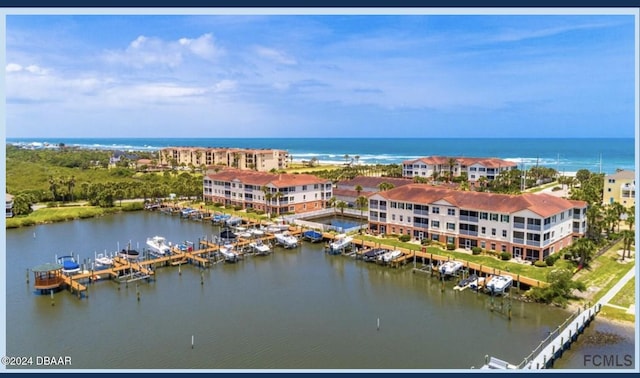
[6, 137, 636, 175]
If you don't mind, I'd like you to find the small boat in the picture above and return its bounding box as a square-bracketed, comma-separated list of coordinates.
[249, 228, 265, 237]
[57, 255, 80, 275]
[211, 213, 231, 224]
[219, 245, 239, 262]
[94, 252, 114, 269]
[219, 228, 237, 242]
[362, 248, 387, 262]
[274, 232, 299, 249]
[378, 250, 403, 263]
[118, 248, 140, 260]
[439, 261, 464, 277]
[146, 235, 172, 256]
[485, 275, 513, 295]
[328, 234, 353, 254]
[249, 240, 271, 255]
[469, 276, 488, 291]
[302, 230, 324, 243]
[454, 274, 478, 291]
[180, 208, 196, 218]
[265, 222, 289, 233]
[226, 216, 243, 227]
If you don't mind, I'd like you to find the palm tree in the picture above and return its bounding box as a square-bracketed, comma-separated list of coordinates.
[261, 186, 272, 217]
[571, 237, 596, 268]
[625, 205, 635, 230]
[354, 185, 363, 198]
[378, 182, 395, 192]
[48, 176, 58, 202]
[336, 200, 347, 216]
[621, 229, 635, 260]
[447, 157, 457, 183]
[354, 155, 360, 166]
[356, 195, 368, 224]
[343, 154, 350, 166]
[274, 191, 284, 216]
[328, 196, 337, 214]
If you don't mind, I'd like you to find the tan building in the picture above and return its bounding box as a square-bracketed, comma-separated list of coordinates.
[603, 170, 636, 208]
[368, 184, 587, 262]
[402, 156, 517, 183]
[160, 147, 289, 172]
[204, 169, 332, 215]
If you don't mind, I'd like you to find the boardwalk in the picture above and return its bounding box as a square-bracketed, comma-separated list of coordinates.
[480, 303, 602, 369]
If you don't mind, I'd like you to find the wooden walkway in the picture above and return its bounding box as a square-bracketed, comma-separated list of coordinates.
[479, 303, 602, 369]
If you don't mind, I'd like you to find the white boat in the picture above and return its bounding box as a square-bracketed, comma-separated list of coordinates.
[249, 240, 271, 255]
[378, 250, 403, 263]
[146, 236, 172, 256]
[274, 232, 298, 248]
[265, 222, 289, 233]
[57, 255, 81, 275]
[439, 261, 464, 277]
[94, 252, 113, 269]
[249, 228, 265, 237]
[219, 245, 239, 262]
[329, 234, 353, 254]
[469, 276, 487, 291]
[485, 275, 513, 295]
[226, 216, 243, 227]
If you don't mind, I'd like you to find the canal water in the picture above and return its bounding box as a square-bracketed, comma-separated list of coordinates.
[303, 214, 367, 231]
[4, 211, 635, 370]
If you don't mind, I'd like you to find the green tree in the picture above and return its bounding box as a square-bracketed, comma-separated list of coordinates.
[528, 268, 586, 307]
[569, 237, 597, 268]
[378, 182, 395, 192]
[621, 229, 635, 260]
[12, 193, 34, 216]
[336, 200, 347, 216]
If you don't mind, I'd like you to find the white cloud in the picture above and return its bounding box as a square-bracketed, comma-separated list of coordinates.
[6, 63, 22, 72]
[255, 46, 297, 65]
[104, 33, 221, 69]
[213, 79, 236, 93]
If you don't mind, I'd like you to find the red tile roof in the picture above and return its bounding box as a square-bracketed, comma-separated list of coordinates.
[378, 184, 586, 217]
[402, 156, 517, 168]
[206, 169, 329, 188]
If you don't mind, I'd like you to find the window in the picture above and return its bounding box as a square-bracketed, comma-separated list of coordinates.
[490, 213, 499, 222]
[502, 230, 507, 237]
[432, 220, 440, 228]
[480, 212, 488, 220]
[491, 228, 496, 236]
[447, 222, 455, 231]
[481, 227, 486, 234]
[399, 215, 403, 222]
[302, 185, 307, 191]
[391, 202, 397, 209]
[490, 243, 496, 251]
[480, 241, 486, 249]
[501, 215, 510, 223]
[392, 214, 396, 221]
[501, 245, 507, 252]
[448, 209, 456, 216]
[432, 207, 440, 214]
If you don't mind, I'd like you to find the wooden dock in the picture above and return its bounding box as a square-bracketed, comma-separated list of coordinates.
[479, 303, 602, 369]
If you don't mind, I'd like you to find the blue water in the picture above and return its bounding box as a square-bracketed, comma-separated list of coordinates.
[6, 137, 636, 175]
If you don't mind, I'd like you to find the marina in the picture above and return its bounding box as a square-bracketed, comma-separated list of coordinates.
[6, 211, 633, 369]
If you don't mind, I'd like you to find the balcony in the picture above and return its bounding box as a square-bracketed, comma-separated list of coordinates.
[413, 209, 428, 216]
[526, 240, 541, 247]
[459, 215, 478, 223]
[459, 229, 478, 236]
[513, 238, 524, 245]
[413, 222, 429, 229]
[526, 224, 541, 231]
[513, 222, 525, 229]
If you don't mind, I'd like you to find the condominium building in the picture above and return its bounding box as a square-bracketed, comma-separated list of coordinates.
[6, 193, 14, 218]
[603, 170, 636, 208]
[333, 176, 414, 206]
[368, 184, 587, 262]
[204, 169, 333, 215]
[402, 156, 517, 183]
[160, 147, 289, 172]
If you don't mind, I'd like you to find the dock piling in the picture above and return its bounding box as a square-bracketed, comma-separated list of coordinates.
[50, 289, 55, 306]
[26, 268, 29, 284]
[191, 335, 194, 349]
[377, 317, 380, 331]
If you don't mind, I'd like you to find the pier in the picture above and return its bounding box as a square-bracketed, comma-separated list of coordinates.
[479, 303, 602, 369]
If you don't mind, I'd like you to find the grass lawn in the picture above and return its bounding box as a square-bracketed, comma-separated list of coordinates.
[598, 306, 635, 323]
[573, 240, 635, 304]
[609, 278, 636, 309]
[6, 202, 144, 228]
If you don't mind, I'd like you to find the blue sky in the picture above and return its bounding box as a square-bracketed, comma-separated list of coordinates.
[4, 11, 637, 138]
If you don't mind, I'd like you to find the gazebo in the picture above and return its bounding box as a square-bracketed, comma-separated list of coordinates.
[32, 263, 64, 293]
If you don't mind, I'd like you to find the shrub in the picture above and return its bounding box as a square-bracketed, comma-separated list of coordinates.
[213, 202, 223, 207]
[233, 205, 243, 211]
[551, 186, 562, 192]
[534, 260, 547, 268]
[545, 254, 560, 266]
[446, 243, 455, 250]
[246, 208, 255, 213]
[421, 238, 431, 246]
[471, 247, 482, 255]
[398, 234, 411, 242]
[255, 210, 265, 215]
[500, 252, 512, 261]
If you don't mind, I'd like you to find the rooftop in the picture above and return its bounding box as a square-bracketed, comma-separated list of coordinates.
[376, 184, 586, 217]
